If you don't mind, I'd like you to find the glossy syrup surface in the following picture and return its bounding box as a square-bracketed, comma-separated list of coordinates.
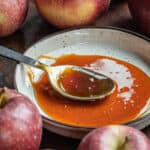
[32, 54, 150, 127]
[58, 68, 112, 97]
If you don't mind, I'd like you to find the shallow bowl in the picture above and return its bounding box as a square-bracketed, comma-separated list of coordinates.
[15, 27, 150, 139]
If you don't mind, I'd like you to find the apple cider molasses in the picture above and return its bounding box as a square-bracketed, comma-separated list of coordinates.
[32, 54, 150, 127]
[58, 68, 113, 97]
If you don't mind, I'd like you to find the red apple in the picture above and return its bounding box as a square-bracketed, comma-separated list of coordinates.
[128, 0, 150, 35]
[0, 88, 42, 150]
[0, 0, 28, 37]
[35, 0, 110, 28]
[78, 125, 150, 150]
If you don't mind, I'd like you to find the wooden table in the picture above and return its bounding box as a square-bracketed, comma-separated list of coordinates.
[0, 1, 149, 149]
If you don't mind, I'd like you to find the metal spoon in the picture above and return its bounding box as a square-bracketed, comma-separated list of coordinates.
[0, 45, 115, 101]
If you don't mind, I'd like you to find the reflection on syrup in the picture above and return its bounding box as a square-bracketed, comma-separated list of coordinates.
[89, 59, 135, 106]
[58, 68, 113, 97]
[31, 54, 150, 127]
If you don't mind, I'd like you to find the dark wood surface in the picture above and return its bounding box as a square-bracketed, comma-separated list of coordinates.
[0, 1, 149, 149]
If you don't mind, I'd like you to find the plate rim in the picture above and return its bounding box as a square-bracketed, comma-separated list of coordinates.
[29, 26, 150, 44]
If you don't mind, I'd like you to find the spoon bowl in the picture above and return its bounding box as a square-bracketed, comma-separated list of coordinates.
[0, 45, 115, 101]
[39, 64, 115, 101]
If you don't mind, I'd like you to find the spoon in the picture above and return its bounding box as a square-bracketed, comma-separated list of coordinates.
[0, 45, 115, 101]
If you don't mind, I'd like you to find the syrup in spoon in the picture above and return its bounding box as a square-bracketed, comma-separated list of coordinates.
[0, 45, 115, 101]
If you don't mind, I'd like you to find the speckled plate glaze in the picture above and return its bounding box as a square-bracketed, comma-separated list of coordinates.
[15, 27, 150, 139]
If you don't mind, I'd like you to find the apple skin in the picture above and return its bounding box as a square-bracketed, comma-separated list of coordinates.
[0, 88, 42, 150]
[0, 0, 28, 37]
[35, 0, 110, 29]
[128, 0, 150, 35]
[78, 125, 150, 150]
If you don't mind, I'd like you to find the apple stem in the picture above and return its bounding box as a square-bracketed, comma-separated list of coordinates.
[0, 87, 8, 108]
[118, 136, 129, 150]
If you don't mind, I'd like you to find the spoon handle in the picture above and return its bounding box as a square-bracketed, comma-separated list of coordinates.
[0, 45, 38, 67]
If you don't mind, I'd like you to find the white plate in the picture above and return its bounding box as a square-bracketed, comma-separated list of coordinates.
[15, 27, 150, 139]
